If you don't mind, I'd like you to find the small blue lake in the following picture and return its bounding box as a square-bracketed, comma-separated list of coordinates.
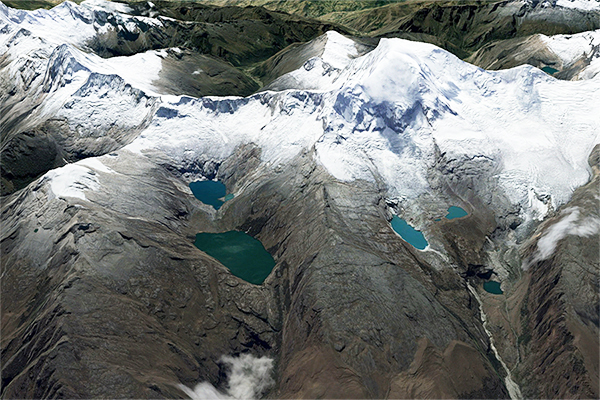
[195, 231, 275, 285]
[391, 216, 428, 250]
[483, 281, 503, 295]
[541, 66, 559, 75]
[189, 180, 234, 210]
[445, 206, 468, 220]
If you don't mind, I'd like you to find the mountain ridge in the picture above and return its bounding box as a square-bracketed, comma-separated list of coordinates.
[1, 1, 599, 399]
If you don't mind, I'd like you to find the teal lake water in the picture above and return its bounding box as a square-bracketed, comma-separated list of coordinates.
[194, 231, 275, 285]
[541, 66, 559, 75]
[189, 180, 233, 210]
[391, 216, 428, 250]
[483, 281, 503, 295]
[445, 206, 468, 220]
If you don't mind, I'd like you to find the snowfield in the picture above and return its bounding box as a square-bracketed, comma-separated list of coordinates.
[1, 1, 599, 231]
[555, 0, 600, 11]
[539, 29, 600, 79]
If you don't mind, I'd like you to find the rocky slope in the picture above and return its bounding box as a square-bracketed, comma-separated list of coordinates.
[204, 0, 600, 77]
[1, 1, 599, 399]
[0, 0, 346, 196]
[468, 28, 600, 79]
[252, 0, 600, 58]
[478, 145, 600, 399]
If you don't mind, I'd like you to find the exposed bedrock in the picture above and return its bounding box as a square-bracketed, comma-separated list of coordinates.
[477, 144, 600, 400]
[515, 145, 599, 399]
[467, 32, 600, 80]
[0, 72, 158, 196]
[2, 144, 512, 399]
[0, 151, 278, 398]
[3, 139, 598, 399]
[87, 1, 347, 67]
[467, 34, 565, 72]
[213, 147, 511, 398]
[1, 2, 599, 399]
[340, 0, 600, 57]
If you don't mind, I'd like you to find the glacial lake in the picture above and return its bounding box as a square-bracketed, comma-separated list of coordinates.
[391, 216, 428, 250]
[194, 231, 275, 285]
[541, 66, 559, 75]
[189, 180, 233, 210]
[445, 206, 468, 220]
[483, 281, 504, 295]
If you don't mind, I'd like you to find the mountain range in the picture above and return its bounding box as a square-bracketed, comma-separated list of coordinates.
[1, 0, 599, 398]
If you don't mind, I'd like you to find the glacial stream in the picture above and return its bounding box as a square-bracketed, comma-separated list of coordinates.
[467, 284, 522, 400]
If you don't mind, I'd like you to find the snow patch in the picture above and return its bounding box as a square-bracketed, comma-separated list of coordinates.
[2, 16, 599, 234]
[125, 91, 324, 166]
[268, 31, 360, 91]
[122, 34, 600, 228]
[579, 54, 600, 79]
[527, 188, 551, 221]
[556, 0, 600, 11]
[539, 29, 600, 67]
[321, 30, 359, 70]
[78, 158, 116, 174]
[80, 0, 134, 14]
[43, 163, 101, 201]
[0, 0, 161, 48]
[90, 49, 165, 94]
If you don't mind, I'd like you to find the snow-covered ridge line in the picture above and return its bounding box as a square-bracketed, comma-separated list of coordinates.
[528, 0, 600, 11]
[122, 35, 600, 232]
[0, 23, 162, 140]
[0, 0, 161, 49]
[0, 1, 164, 111]
[555, 0, 600, 11]
[539, 29, 600, 79]
[2, 0, 599, 236]
[539, 29, 600, 64]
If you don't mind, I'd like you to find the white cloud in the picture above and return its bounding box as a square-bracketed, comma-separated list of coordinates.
[530, 207, 600, 265]
[179, 354, 274, 400]
[179, 382, 229, 400]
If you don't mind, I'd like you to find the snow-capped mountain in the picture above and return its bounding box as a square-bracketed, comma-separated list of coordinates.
[539, 29, 600, 78]
[527, 0, 600, 10]
[1, 1, 599, 399]
[3, 1, 597, 231]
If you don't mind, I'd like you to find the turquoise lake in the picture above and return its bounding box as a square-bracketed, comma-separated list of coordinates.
[195, 231, 275, 285]
[483, 281, 504, 295]
[445, 206, 468, 220]
[391, 216, 428, 250]
[541, 66, 559, 75]
[189, 180, 233, 210]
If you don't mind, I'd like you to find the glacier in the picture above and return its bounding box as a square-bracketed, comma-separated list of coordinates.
[1, 1, 599, 399]
[2, 0, 599, 233]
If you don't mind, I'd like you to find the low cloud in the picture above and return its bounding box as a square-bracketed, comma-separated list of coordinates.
[527, 207, 600, 267]
[179, 354, 274, 400]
